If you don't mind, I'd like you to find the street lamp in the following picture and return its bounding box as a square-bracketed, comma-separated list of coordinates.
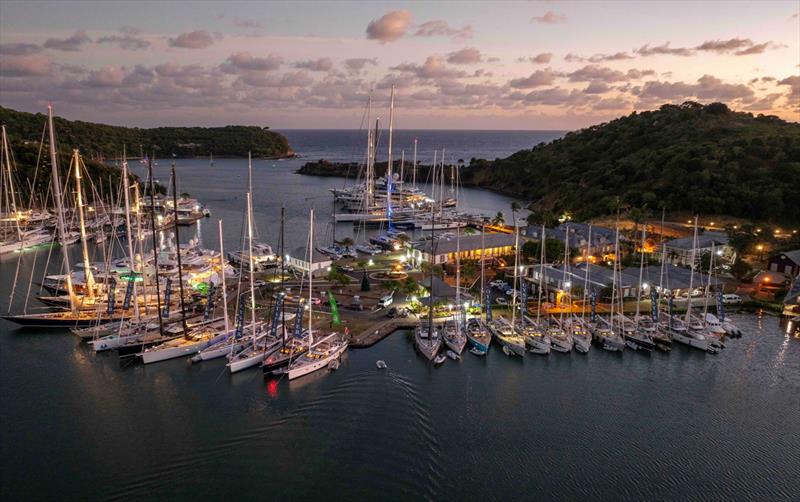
[756, 244, 764, 260]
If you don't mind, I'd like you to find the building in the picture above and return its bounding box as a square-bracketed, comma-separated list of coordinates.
[415, 232, 515, 265]
[767, 249, 800, 277]
[662, 231, 734, 267]
[525, 222, 618, 258]
[284, 248, 332, 277]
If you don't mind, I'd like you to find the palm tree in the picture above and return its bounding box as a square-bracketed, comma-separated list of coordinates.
[340, 237, 354, 248]
[510, 201, 521, 229]
[491, 211, 505, 226]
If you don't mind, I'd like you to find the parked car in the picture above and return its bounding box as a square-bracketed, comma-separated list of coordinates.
[386, 307, 398, 318]
[495, 297, 508, 306]
[310, 296, 322, 305]
[254, 279, 266, 288]
[722, 293, 742, 305]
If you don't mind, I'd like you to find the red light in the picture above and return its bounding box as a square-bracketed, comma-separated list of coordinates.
[267, 379, 279, 397]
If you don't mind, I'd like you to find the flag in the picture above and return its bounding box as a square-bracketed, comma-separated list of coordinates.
[269, 294, 284, 338]
[106, 279, 116, 315]
[589, 291, 597, 323]
[292, 301, 305, 338]
[519, 282, 528, 319]
[716, 291, 725, 322]
[485, 290, 493, 322]
[328, 291, 340, 326]
[162, 277, 172, 318]
[650, 289, 659, 322]
[234, 296, 246, 339]
[122, 278, 134, 310]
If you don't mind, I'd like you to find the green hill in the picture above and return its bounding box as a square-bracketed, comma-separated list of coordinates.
[462, 102, 800, 223]
[0, 106, 292, 160]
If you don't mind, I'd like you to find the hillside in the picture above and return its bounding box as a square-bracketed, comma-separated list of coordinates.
[0, 106, 293, 160]
[462, 102, 800, 223]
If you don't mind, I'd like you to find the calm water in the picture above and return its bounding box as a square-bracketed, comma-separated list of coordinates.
[2, 130, 799, 500]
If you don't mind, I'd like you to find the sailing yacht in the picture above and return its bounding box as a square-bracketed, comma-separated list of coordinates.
[139, 317, 227, 363]
[442, 318, 467, 355]
[415, 323, 442, 360]
[488, 317, 526, 356]
[286, 332, 348, 380]
[525, 224, 551, 354]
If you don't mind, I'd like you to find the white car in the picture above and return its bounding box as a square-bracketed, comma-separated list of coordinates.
[722, 293, 742, 305]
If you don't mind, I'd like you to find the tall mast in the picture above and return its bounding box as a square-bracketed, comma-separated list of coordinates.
[1, 126, 22, 240]
[386, 85, 395, 226]
[582, 225, 592, 323]
[536, 225, 545, 325]
[560, 224, 569, 326]
[439, 149, 445, 215]
[246, 153, 257, 343]
[218, 219, 229, 333]
[308, 208, 314, 346]
[412, 138, 418, 188]
[511, 223, 519, 326]
[121, 147, 140, 319]
[147, 154, 164, 336]
[171, 162, 188, 334]
[133, 182, 149, 314]
[635, 222, 647, 320]
[684, 216, 698, 326]
[427, 202, 435, 334]
[47, 106, 77, 313]
[279, 205, 286, 342]
[480, 219, 485, 320]
[432, 150, 438, 203]
[73, 150, 95, 300]
[611, 224, 620, 331]
[455, 225, 461, 334]
[400, 150, 405, 188]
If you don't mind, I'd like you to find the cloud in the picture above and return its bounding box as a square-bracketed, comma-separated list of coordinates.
[583, 81, 612, 94]
[233, 18, 262, 29]
[562, 52, 634, 63]
[366, 10, 412, 43]
[509, 68, 559, 88]
[531, 11, 567, 24]
[97, 27, 151, 50]
[777, 75, 800, 100]
[733, 42, 772, 56]
[0, 54, 53, 76]
[220, 52, 283, 73]
[43, 30, 91, 51]
[168, 30, 215, 49]
[635, 74, 754, 102]
[415, 20, 473, 40]
[391, 55, 466, 79]
[741, 93, 783, 111]
[518, 52, 552, 64]
[568, 65, 628, 83]
[344, 58, 377, 73]
[446, 47, 483, 65]
[0, 43, 42, 56]
[294, 58, 333, 72]
[694, 38, 753, 53]
[635, 42, 693, 57]
[84, 66, 130, 87]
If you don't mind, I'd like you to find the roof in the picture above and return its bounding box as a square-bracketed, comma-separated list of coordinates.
[665, 234, 729, 250]
[416, 232, 515, 255]
[420, 276, 472, 300]
[525, 223, 620, 247]
[640, 265, 723, 290]
[771, 249, 800, 265]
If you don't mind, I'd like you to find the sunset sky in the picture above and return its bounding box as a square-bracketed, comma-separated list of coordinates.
[0, 0, 797, 129]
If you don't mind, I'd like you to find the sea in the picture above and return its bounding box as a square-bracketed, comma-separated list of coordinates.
[1, 130, 798, 500]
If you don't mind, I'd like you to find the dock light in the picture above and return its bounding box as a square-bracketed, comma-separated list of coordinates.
[709, 221, 714, 226]
[285, 254, 290, 261]
[326, 266, 331, 272]
[756, 244, 763, 251]
[368, 259, 374, 266]
[447, 304, 453, 311]
[756, 228, 762, 233]
[564, 281, 571, 288]
[519, 265, 524, 273]
[687, 220, 692, 224]
[716, 249, 723, 256]
[642, 282, 649, 289]
[763, 276, 770, 283]
[304, 304, 310, 310]
[774, 229, 780, 234]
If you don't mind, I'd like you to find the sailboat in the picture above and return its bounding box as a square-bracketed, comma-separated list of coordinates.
[442, 218, 467, 355]
[589, 224, 625, 352]
[570, 224, 593, 353]
[415, 204, 442, 361]
[491, 222, 526, 356]
[550, 226, 573, 353]
[227, 155, 282, 373]
[465, 221, 491, 353]
[524, 224, 550, 354]
[286, 208, 348, 380]
[621, 221, 656, 352]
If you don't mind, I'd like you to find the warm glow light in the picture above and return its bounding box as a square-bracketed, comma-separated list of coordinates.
[763, 276, 770, 283]
[367, 259, 374, 266]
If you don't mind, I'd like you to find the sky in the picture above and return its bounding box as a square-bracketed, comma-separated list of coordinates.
[0, 0, 798, 130]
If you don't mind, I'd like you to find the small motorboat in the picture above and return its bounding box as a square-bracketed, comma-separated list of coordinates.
[446, 350, 460, 361]
[376, 360, 387, 369]
[469, 347, 487, 356]
[433, 354, 446, 365]
[502, 345, 515, 357]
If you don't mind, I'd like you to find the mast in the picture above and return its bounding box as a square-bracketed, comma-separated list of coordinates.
[635, 222, 647, 320]
[536, 225, 545, 325]
[684, 216, 698, 326]
[480, 219, 485, 320]
[280, 205, 286, 342]
[218, 219, 229, 333]
[171, 162, 188, 334]
[47, 106, 77, 314]
[73, 150, 95, 300]
[439, 149, 445, 215]
[427, 201, 435, 334]
[247, 152, 257, 344]
[308, 208, 314, 346]
[1, 126, 22, 240]
[386, 85, 395, 225]
[582, 225, 592, 323]
[412, 138, 418, 188]
[511, 223, 519, 326]
[611, 224, 621, 332]
[455, 225, 461, 334]
[400, 150, 405, 188]
[133, 182, 149, 314]
[560, 224, 569, 326]
[147, 154, 164, 336]
[121, 147, 140, 319]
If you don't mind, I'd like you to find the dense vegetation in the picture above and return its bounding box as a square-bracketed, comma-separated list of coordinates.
[462, 102, 800, 224]
[0, 106, 292, 160]
[1, 106, 293, 205]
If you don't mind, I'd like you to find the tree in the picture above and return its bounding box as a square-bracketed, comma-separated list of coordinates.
[326, 268, 351, 287]
[339, 237, 354, 248]
[730, 259, 751, 281]
[491, 211, 505, 226]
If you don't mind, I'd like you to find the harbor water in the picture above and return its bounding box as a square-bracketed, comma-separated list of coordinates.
[1, 130, 799, 500]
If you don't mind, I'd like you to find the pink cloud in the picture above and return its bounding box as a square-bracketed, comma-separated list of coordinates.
[366, 10, 412, 43]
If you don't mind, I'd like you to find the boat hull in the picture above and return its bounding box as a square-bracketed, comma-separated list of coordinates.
[287, 342, 347, 380]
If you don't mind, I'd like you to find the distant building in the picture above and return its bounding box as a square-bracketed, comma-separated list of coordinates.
[284, 248, 332, 277]
[662, 232, 734, 266]
[525, 223, 618, 258]
[415, 232, 515, 265]
[767, 249, 800, 277]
